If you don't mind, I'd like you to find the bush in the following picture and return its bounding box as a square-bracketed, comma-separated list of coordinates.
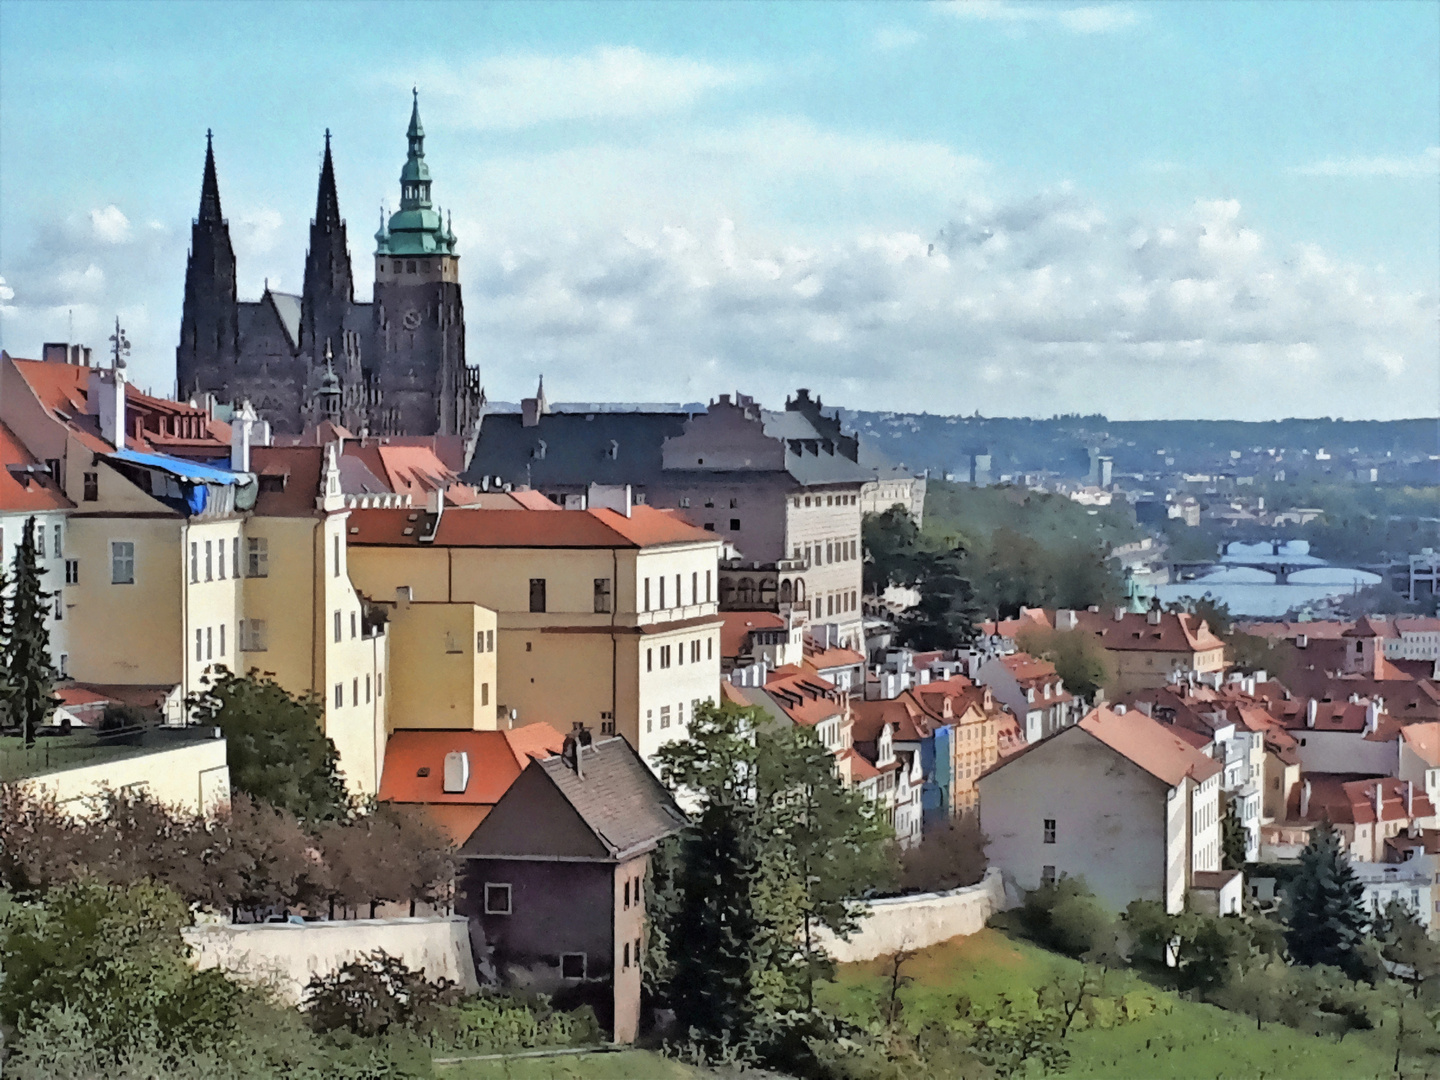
[897, 815, 986, 893]
[1020, 877, 1115, 958]
[429, 993, 601, 1054]
[304, 950, 461, 1037]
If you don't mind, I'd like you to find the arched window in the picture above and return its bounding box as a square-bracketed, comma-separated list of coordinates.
[719, 578, 735, 606]
[737, 578, 755, 605]
[794, 578, 806, 602]
[779, 579, 793, 604]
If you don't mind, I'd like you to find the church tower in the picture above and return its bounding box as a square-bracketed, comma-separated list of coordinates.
[176, 131, 239, 398]
[301, 130, 355, 367]
[371, 91, 475, 437]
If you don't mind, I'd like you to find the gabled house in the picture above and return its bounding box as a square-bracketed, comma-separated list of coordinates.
[975, 651, 1077, 743]
[1067, 602, 1226, 693]
[979, 705, 1227, 914]
[457, 734, 687, 1043]
[1295, 776, 1436, 862]
[0, 419, 73, 674]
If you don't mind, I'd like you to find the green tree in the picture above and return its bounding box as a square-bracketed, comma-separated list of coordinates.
[2, 516, 59, 746]
[1378, 899, 1440, 999]
[0, 879, 244, 1057]
[1220, 792, 1247, 871]
[895, 541, 980, 651]
[1285, 821, 1372, 979]
[862, 506, 928, 596]
[188, 668, 351, 820]
[1014, 625, 1115, 701]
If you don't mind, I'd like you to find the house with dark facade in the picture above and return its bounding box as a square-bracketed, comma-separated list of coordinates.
[457, 733, 686, 1042]
[468, 387, 888, 648]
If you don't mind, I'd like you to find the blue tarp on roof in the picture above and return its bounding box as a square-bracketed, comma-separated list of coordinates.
[104, 448, 245, 486]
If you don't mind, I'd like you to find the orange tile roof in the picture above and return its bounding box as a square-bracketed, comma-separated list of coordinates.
[378, 723, 565, 808]
[803, 644, 865, 670]
[1303, 775, 1435, 826]
[1078, 706, 1223, 785]
[763, 664, 845, 728]
[0, 420, 72, 512]
[348, 505, 714, 549]
[1402, 723, 1440, 768]
[719, 611, 787, 659]
[1074, 609, 1224, 653]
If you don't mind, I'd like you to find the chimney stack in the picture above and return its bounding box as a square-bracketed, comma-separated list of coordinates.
[1366, 699, 1380, 734]
[230, 400, 258, 472]
[1407, 780, 1415, 817]
[1374, 782, 1384, 823]
[1300, 779, 1311, 818]
[88, 366, 126, 450]
[442, 750, 470, 794]
[1306, 698, 1317, 728]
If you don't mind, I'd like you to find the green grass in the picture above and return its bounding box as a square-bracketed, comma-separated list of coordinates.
[435, 1048, 706, 1079]
[821, 929, 1402, 1080]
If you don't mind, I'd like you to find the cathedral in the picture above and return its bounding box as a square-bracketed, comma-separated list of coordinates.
[176, 93, 482, 438]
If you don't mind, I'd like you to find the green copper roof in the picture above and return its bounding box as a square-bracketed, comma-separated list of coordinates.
[377, 90, 456, 258]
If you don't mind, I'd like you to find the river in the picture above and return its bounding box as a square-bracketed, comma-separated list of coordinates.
[1151, 540, 1382, 618]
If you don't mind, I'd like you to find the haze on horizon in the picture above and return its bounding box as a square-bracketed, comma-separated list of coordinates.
[0, 0, 1436, 422]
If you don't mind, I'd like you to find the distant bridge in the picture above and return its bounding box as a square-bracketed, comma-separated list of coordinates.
[1170, 561, 1306, 585]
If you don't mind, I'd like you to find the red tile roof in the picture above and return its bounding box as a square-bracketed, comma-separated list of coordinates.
[0, 420, 72, 512]
[378, 724, 565, 810]
[348, 505, 714, 549]
[1077, 706, 1223, 785]
[763, 664, 845, 728]
[1073, 609, 1224, 653]
[1302, 775, 1434, 826]
[803, 644, 865, 670]
[718, 611, 787, 660]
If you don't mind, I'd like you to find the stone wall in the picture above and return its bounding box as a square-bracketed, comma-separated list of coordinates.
[183, 915, 479, 1005]
[814, 869, 1008, 964]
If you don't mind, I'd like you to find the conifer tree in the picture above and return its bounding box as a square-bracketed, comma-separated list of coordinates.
[1285, 820, 1370, 978]
[2, 517, 58, 747]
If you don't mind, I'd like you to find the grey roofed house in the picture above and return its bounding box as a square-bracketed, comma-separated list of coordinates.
[459, 735, 688, 862]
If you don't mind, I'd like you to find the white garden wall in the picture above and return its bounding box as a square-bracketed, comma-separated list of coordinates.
[183, 915, 479, 1005]
[815, 868, 1008, 963]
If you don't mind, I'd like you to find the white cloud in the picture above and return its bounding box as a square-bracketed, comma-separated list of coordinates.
[937, 1, 1143, 34]
[459, 191, 1435, 420]
[403, 47, 762, 130]
[89, 204, 131, 243]
[1292, 147, 1440, 178]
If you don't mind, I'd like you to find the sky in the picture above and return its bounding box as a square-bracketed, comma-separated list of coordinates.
[1, 0, 1437, 420]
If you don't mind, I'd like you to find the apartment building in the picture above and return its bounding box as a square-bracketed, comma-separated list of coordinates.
[346, 504, 722, 763]
[974, 651, 1077, 744]
[979, 706, 1225, 914]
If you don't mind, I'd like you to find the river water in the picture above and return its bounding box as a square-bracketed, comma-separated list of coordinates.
[1151, 540, 1382, 618]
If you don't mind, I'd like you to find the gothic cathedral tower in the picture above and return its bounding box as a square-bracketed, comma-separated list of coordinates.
[176, 131, 239, 399]
[371, 92, 475, 437]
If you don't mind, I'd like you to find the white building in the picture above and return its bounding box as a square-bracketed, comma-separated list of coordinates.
[1353, 855, 1438, 929]
[979, 705, 1226, 914]
[0, 420, 72, 676]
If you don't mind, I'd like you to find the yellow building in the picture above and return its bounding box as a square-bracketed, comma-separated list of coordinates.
[1069, 605, 1226, 694]
[347, 504, 723, 763]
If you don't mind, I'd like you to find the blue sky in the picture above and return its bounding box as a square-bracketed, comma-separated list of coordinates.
[1, 0, 1436, 418]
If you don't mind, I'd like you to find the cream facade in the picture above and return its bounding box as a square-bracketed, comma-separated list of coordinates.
[20, 730, 231, 817]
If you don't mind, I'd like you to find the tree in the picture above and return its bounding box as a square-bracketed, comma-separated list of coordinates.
[2, 516, 59, 746]
[303, 950, 460, 1037]
[1220, 792, 1247, 871]
[1378, 899, 1440, 999]
[1014, 625, 1115, 701]
[1285, 821, 1371, 979]
[862, 506, 928, 597]
[188, 668, 351, 820]
[895, 541, 980, 651]
[898, 813, 986, 893]
[1165, 595, 1233, 638]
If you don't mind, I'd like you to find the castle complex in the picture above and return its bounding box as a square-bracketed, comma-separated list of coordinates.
[176, 93, 481, 438]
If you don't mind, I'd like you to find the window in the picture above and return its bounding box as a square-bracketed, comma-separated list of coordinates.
[334, 683, 344, 708]
[658, 577, 666, 609]
[83, 472, 98, 501]
[195, 629, 203, 662]
[486, 629, 494, 652]
[1043, 819, 1056, 844]
[206, 627, 213, 661]
[350, 611, 357, 639]
[707, 637, 713, 660]
[53, 523, 62, 559]
[481, 682, 488, 706]
[1042, 865, 1056, 886]
[691, 640, 700, 663]
[353, 677, 359, 705]
[729, 497, 738, 509]
[334, 610, 342, 643]
[661, 705, 672, 729]
[730, 519, 741, 531]
[691, 571, 698, 604]
[675, 574, 681, 607]
[643, 577, 651, 611]
[484, 883, 512, 914]
[53, 593, 62, 621]
[232, 537, 240, 578]
[333, 535, 341, 577]
[706, 570, 712, 602]
[204, 540, 213, 581]
[679, 497, 690, 508]
[240, 619, 267, 651]
[624, 879, 631, 909]
[594, 578, 612, 613]
[246, 537, 268, 577]
[647, 648, 653, 672]
[190, 542, 198, 583]
[110, 541, 135, 584]
[560, 954, 586, 980]
[377, 672, 383, 696]
[623, 942, 630, 969]
[529, 578, 546, 613]
[65, 559, 79, 585]
[660, 645, 672, 669]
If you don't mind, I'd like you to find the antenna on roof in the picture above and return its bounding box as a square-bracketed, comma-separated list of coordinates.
[108, 317, 130, 371]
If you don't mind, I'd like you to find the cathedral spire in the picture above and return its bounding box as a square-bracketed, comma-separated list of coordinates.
[198, 129, 223, 223]
[314, 127, 341, 230]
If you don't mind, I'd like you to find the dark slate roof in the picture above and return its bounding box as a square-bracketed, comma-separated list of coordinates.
[465, 410, 691, 489]
[538, 736, 688, 859]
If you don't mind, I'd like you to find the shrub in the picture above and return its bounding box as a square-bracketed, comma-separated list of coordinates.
[428, 993, 601, 1054]
[304, 950, 461, 1037]
[1020, 877, 1114, 958]
[897, 814, 986, 893]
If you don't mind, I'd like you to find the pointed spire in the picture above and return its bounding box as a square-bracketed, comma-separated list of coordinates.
[314, 127, 341, 229]
[408, 87, 424, 140]
[198, 128, 223, 223]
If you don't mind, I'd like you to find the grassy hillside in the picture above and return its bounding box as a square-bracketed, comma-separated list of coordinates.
[922, 480, 1143, 552]
[821, 930, 1398, 1080]
[438, 1048, 708, 1078]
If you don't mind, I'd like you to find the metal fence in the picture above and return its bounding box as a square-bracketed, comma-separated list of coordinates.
[0, 726, 173, 783]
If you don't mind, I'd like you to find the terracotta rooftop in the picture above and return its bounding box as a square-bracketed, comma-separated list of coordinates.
[1077, 706, 1224, 786]
[0, 420, 72, 512]
[1301, 775, 1435, 826]
[347, 505, 716, 549]
[718, 611, 787, 660]
[763, 664, 846, 728]
[1402, 723, 1440, 768]
[1073, 609, 1224, 654]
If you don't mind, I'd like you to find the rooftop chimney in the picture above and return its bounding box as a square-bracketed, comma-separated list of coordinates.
[1114, 607, 1126, 622]
[442, 750, 470, 794]
[88, 366, 126, 450]
[1374, 782, 1384, 822]
[1147, 596, 1163, 626]
[587, 482, 632, 518]
[1114, 703, 1128, 715]
[1056, 609, 1078, 632]
[230, 400, 258, 472]
[1366, 699, 1380, 734]
[1306, 698, 1317, 728]
[1301, 779, 1311, 818]
[1407, 780, 1415, 817]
